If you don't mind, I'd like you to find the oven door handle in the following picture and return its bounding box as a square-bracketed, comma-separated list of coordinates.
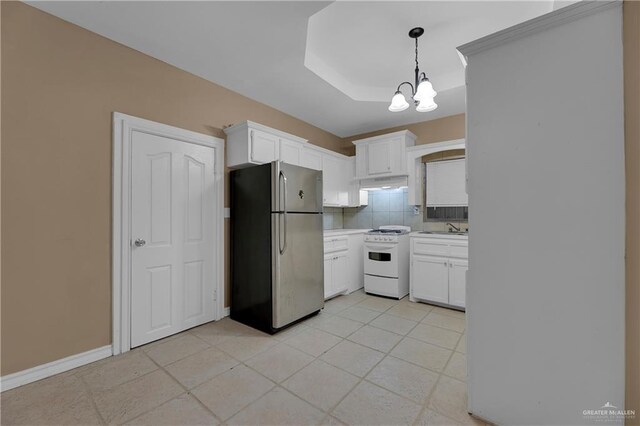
[365, 244, 396, 251]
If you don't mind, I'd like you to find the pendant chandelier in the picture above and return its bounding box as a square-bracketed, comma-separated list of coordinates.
[388, 27, 438, 113]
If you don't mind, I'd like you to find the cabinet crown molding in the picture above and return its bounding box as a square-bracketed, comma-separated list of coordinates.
[223, 120, 308, 144]
[351, 130, 417, 146]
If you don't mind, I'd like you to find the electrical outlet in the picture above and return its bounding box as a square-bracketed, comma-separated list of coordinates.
[413, 206, 420, 215]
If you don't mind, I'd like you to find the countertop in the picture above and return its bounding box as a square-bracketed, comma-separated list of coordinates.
[410, 231, 469, 240]
[323, 229, 371, 237]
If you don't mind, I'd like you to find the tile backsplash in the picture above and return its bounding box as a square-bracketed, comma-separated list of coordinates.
[323, 207, 344, 230]
[343, 189, 421, 230]
[323, 189, 468, 232]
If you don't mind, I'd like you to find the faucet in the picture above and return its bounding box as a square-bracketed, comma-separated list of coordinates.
[446, 223, 461, 232]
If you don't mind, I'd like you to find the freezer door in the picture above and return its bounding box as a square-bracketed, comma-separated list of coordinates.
[272, 161, 323, 213]
[272, 213, 324, 328]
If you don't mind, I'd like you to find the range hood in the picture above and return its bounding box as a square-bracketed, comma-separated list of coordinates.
[359, 175, 409, 191]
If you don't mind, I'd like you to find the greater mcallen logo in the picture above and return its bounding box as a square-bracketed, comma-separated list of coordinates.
[583, 402, 635, 422]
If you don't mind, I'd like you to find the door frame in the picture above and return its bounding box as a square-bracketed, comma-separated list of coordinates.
[112, 112, 225, 355]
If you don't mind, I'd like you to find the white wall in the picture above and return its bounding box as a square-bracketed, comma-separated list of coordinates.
[462, 3, 625, 425]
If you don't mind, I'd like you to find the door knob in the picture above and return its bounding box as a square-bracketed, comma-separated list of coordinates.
[134, 238, 146, 247]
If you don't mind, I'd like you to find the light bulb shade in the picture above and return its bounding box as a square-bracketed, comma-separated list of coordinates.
[388, 91, 410, 112]
[414, 79, 437, 102]
[416, 97, 438, 112]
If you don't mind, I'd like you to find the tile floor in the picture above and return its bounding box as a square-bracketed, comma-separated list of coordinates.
[1, 291, 485, 426]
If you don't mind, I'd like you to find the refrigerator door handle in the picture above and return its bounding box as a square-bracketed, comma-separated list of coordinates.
[279, 170, 288, 254]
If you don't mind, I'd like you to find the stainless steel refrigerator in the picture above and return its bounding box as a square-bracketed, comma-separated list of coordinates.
[230, 161, 324, 334]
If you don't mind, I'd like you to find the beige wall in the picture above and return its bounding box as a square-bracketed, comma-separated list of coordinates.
[343, 113, 466, 155]
[624, 0, 640, 421]
[0, 2, 346, 375]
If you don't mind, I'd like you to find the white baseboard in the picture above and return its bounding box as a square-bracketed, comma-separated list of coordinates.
[0, 345, 112, 392]
[3, 309, 231, 392]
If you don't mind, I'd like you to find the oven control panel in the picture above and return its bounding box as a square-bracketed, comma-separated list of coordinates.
[365, 234, 398, 243]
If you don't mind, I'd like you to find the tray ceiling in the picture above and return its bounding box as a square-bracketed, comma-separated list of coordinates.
[27, 1, 557, 137]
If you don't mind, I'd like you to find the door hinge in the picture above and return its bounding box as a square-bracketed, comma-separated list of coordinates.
[213, 289, 217, 301]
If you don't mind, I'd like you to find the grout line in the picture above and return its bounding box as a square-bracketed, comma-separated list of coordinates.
[52, 294, 467, 426]
[321, 299, 423, 413]
[407, 328, 464, 352]
[248, 295, 464, 424]
[215, 296, 409, 422]
[322, 297, 471, 425]
[76, 373, 108, 425]
[76, 352, 169, 424]
[138, 348, 226, 426]
[222, 301, 447, 424]
[412, 330, 466, 426]
[325, 310, 422, 422]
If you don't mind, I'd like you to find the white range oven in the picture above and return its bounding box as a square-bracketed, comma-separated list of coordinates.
[363, 225, 410, 299]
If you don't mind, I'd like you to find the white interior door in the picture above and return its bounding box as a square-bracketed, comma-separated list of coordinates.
[130, 131, 217, 347]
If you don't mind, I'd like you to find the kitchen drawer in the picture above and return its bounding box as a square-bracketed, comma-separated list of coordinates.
[413, 239, 449, 257]
[449, 243, 469, 259]
[324, 236, 349, 253]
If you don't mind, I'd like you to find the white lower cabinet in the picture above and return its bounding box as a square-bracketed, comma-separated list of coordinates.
[323, 256, 332, 298]
[324, 251, 348, 299]
[346, 233, 364, 293]
[410, 235, 468, 309]
[448, 258, 468, 308]
[411, 255, 449, 304]
[323, 231, 367, 300]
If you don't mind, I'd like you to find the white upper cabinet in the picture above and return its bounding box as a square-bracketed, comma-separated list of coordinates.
[300, 146, 323, 171]
[224, 121, 305, 169]
[367, 139, 394, 175]
[322, 154, 348, 206]
[352, 130, 416, 179]
[279, 137, 302, 166]
[250, 129, 279, 164]
[426, 158, 468, 207]
[225, 121, 358, 207]
[346, 157, 368, 207]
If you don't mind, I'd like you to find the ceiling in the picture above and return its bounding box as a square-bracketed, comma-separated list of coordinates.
[27, 1, 556, 137]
